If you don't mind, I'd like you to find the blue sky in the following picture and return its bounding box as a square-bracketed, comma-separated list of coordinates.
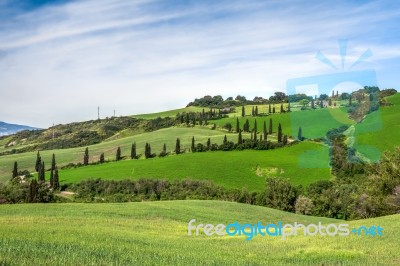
[0, 0, 399, 127]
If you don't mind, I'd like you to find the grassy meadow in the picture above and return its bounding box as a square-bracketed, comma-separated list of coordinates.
[0, 200, 398, 265]
[59, 141, 331, 190]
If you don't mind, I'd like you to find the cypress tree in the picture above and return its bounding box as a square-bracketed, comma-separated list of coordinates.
[12, 161, 18, 179]
[100, 153, 105, 163]
[283, 135, 288, 145]
[269, 118, 273, 134]
[35, 151, 41, 172]
[145, 143, 151, 159]
[280, 103, 284, 113]
[131, 143, 137, 159]
[51, 154, 56, 171]
[116, 147, 121, 161]
[251, 106, 255, 116]
[253, 129, 257, 141]
[255, 106, 259, 116]
[53, 167, 60, 190]
[186, 113, 189, 126]
[241, 106, 245, 117]
[311, 99, 315, 109]
[191, 136, 195, 152]
[179, 114, 184, 124]
[238, 130, 243, 144]
[207, 138, 211, 149]
[250, 131, 253, 140]
[328, 98, 332, 106]
[50, 168, 54, 188]
[29, 179, 38, 203]
[163, 143, 167, 153]
[268, 104, 271, 113]
[349, 97, 352, 106]
[278, 123, 282, 143]
[298, 127, 303, 141]
[263, 120, 266, 132]
[320, 100, 323, 108]
[223, 135, 227, 144]
[236, 117, 240, 132]
[83, 147, 89, 166]
[254, 119, 257, 133]
[175, 138, 181, 154]
[272, 106, 276, 113]
[39, 161, 45, 182]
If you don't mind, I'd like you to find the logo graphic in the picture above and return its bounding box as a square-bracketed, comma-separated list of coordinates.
[286, 40, 382, 167]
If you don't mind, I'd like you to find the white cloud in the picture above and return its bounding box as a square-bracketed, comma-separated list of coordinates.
[0, 0, 399, 127]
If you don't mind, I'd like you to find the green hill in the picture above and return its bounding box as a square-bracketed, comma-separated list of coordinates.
[59, 141, 330, 190]
[0, 201, 398, 265]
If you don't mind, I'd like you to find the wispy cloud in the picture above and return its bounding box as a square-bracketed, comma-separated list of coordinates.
[0, 0, 399, 127]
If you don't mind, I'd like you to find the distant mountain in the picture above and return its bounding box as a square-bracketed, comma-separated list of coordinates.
[0, 121, 40, 136]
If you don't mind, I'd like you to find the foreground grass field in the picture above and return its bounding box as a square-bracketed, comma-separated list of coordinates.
[0, 201, 398, 265]
[60, 141, 331, 190]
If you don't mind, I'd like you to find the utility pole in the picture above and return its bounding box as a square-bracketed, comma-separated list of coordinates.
[98, 106, 100, 121]
[113, 110, 115, 117]
[52, 123, 55, 139]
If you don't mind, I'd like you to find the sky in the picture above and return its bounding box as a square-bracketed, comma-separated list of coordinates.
[0, 0, 399, 128]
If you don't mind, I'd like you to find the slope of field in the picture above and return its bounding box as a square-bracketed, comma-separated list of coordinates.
[0, 201, 398, 265]
[132, 106, 204, 119]
[59, 141, 330, 190]
[0, 127, 245, 182]
[354, 93, 400, 160]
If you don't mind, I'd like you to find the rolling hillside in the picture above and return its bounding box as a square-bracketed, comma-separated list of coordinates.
[0, 121, 39, 136]
[0, 201, 398, 265]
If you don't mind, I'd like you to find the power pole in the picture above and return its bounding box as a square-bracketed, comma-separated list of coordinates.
[52, 123, 55, 139]
[97, 107, 100, 121]
[113, 110, 116, 117]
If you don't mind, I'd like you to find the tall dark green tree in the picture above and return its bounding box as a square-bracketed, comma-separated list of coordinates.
[255, 106, 259, 116]
[116, 147, 122, 161]
[39, 161, 45, 182]
[238, 130, 243, 144]
[283, 135, 288, 145]
[223, 135, 227, 144]
[100, 153, 105, 163]
[278, 123, 283, 143]
[53, 167, 60, 190]
[311, 99, 315, 109]
[241, 106, 245, 117]
[163, 143, 167, 153]
[251, 106, 255, 116]
[272, 106, 276, 113]
[263, 121, 267, 140]
[145, 143, 151, 159]
[175, 138, 181, 154]
[207, 138, 211, 149]
[191, 136, 196, 152]
[280, 103, 284, 113]
[83, 147, 89, 166]
[28, 179, 38, 203]
[35, 151, 41, 172]
[298, 127, 303, 141]
[12, 161, 18, 179]
[131, 143, 137, 159]
[236, 118, 240, 132]
[244, 119, 250, 132]
[268, 104, 271, 113]
[186, 113, 190, 126]
[269, 118, 273, 134]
